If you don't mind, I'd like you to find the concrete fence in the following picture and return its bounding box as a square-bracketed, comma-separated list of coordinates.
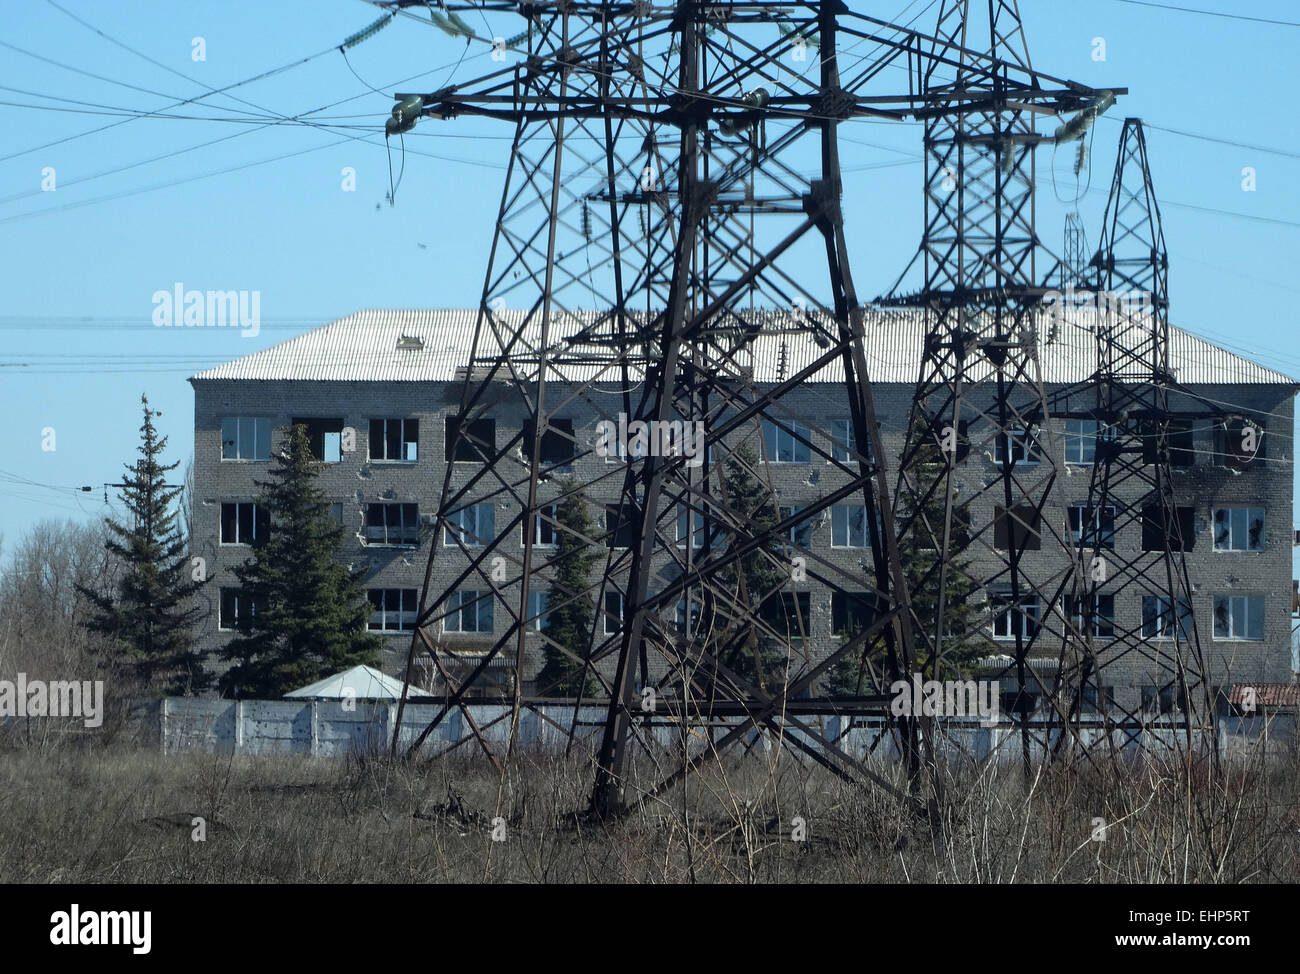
[128, 697, 1296, 761]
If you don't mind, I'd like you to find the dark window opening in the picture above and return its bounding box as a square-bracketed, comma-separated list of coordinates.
[759, 591, 811, 641]
[445, 416, 496, 462]
[369, 418, 418, 462]
[1215, 417, 1265, 469]
[292, 417, 345, 463]
[605, 504, 641, 548]
[1141, 418, 1194, 467]
[1141, 504, 1196, 552]
[522, 417, 576, 468]
[994, 504, 1042, 551]
[831, 592, 875, 636]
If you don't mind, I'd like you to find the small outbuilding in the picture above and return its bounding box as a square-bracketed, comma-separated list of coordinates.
[284, 665, 430, 701]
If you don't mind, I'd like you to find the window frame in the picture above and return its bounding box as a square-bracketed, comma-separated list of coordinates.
[1141, 595, 1193, 641]
[1212, 506, 1265, 553]
[1068, 504, 1116, 549]
[831, 504, 870, 548]
[369, 418, 419, 463]
[990, 589, 1041, 641]
[1212, 594, 1264, 641]
[762, 419, 811, 464]
[443, 589, 494, 634]
[221, 416, 272, 462]
[367, 588, 419, 632]
[443, 503, 494, 548]
[220, 502, 269, 546]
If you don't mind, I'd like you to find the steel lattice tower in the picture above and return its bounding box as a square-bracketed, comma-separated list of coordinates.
[1047, 119, 1216, 757]
[382, 1, 1124, 814]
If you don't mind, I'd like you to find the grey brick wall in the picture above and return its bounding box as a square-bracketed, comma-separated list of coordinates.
[191, 375, 1296, 701]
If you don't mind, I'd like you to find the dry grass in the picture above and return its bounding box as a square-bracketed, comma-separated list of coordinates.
[1, 733, 1297, 883]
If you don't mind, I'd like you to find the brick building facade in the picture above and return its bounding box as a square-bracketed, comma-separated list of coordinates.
[190, 309, 1298, 708]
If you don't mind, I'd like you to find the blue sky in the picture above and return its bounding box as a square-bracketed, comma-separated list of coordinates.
[1, 0, 1298, 574]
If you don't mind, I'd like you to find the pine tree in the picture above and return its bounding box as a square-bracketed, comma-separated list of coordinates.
[218, 424, 381, 697]
[78, 394, 207, 695]
[822, 411, 983, 697]
[535, 481, 600, 696]
[702, 443, 789, 693]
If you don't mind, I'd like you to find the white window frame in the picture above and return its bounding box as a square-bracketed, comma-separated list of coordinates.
[365, 502, 420, 547]
[762, 419, 811, 463]
[1063, 593, 1115, 638]
[1064, 419, 1100, 465]
[1142, 595, 1192, 640]
[1212, 595, 1264, 641]
[603, 590, 624, 635]
[368, 589, 419, 632]
[218, 588, 256, 630]
[220, 502, 267, 546]
[443, 503, 494, 547]
[1068, 504, 1116, 548]
[221, 417, 271, 462]
[1212, 507, 1265, 552]
[990, 590, 1041, 641]
[831, 504, 869, 548]
[527, 590, 550, 631]
[526, 504, 559, 547]
[444, 589, 494, 634]
[994, 429, 1040, 467]
[370, 418, 418, 463]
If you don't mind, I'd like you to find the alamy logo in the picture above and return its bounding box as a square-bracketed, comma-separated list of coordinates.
[0, 674, 103, 728]
[890, 673, 1000, 725]
[595, 412, 706, 467]
[1042, 287, 1155, 331]
[151, 282, 260, 337]
[50, 905, 151, 954]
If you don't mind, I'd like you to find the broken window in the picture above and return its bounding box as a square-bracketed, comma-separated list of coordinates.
[524, 504, 559, 546]
[994, 504, 1042, 551]
[990, 588, 1040, 640]
[1068, 505, 1116, 548]
[1063, 594, 1115, 638]
[603, 590, 624, 635]
[1142, 595, 1192, 640]
[831, 592, 875, 637]
[292, 417, 345, 463]
[367, 589, 419, 631]
[444, 416, 496, 462]
[219, 588, 256, 630]
[364, 502, 420, 546]
[220, 502, 269, 545]
[442, 503, 493, 547]
[779, 504, 813, 548]
[605, 504, 640, 548]
[993, 428, 1040, 467]
[1141, 418, 1195, 467]
[522, 417, 576, 468]
[759, 591, 811, 642]
[1214, 417, 1265, 469]
[1141, 505, 1196, 551]
[1212, 595, 1264, 641]
[369, 418, 418, 462]
[1213, 507, 1265, 552]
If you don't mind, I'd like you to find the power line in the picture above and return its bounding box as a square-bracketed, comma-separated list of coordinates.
[1110, 0, 1300, 28]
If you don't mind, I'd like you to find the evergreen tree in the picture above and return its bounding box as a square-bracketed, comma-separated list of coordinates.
[703, 443, 789, 693]
[535, 481, 600, 696]
[823, 409, 983, 697]
[78, 394, 207, 695]
[218, 424, 380, 697]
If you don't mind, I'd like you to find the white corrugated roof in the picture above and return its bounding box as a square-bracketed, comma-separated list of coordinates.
[190, 308, 1298, 387]
[284, 664, 430, 700]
